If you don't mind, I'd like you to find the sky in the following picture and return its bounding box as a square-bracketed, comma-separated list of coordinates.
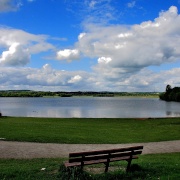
[0, 0, 180, 92]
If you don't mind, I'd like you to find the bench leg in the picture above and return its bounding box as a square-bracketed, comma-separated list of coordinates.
[126, 159, 132, 172]
[81, 161, 84, 171]
[105, 159, 110, 173]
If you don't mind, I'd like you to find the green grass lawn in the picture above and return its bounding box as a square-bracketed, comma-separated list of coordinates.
[0, 117, 179, 179]
[0, 116, 179, 143]
[0, 153, 179, 180]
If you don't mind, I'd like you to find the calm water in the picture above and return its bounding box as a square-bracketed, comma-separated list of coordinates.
[0, 97, 180, 118]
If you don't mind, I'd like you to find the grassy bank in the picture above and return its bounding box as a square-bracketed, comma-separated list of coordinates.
[0, 117, 179, 143]
[0, 153, 179, 179]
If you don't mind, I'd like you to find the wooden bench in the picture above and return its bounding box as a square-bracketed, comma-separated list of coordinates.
[64, 146, 143, 172]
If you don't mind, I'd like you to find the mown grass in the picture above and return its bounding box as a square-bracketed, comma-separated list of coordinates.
[0, 153, 179, 180]
[0, 158, 62, 180]
[0, 117, 179, 143]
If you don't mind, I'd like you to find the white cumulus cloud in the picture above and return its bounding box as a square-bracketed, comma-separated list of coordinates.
[49, 6, 180, 91]
[68, 75, 82, 84]
[56, 49, 80, 61]
[0, 65, 91, 91]
[0, 27, 54, 66]
[74, 6, 180, 77]
[1, 5, 180, 92]
[0, 64, 180, 91]
[0, 42, 30, 66]
[98, 57, 112, 64]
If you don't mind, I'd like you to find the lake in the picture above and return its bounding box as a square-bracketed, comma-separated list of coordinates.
[0, 97, 180, 118]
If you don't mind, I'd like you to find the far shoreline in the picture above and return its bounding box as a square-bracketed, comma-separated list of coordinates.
[0, 90, 160, 98]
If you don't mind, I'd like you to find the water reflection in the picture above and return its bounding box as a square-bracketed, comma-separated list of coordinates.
[0, 97, 179, 118]
[165, 101, 180, 117]
[166, 111, 180, 117]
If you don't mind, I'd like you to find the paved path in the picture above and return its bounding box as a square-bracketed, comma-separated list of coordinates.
[0, 140, 180, 159]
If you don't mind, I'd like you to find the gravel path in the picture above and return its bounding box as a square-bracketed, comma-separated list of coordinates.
[0, 140, 180, 159]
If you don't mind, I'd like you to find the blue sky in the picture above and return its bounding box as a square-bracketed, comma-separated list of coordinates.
[0, 0, 180, 92]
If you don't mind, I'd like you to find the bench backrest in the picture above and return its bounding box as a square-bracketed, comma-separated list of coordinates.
[68, 146, 143, 163]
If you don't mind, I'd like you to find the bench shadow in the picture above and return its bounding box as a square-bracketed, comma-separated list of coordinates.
[58, 163, 145, 180]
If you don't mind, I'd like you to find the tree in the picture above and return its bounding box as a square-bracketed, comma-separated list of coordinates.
[166, 84, 172, 93]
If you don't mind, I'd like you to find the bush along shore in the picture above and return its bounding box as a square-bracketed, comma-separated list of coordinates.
[159, 85, 180, 102]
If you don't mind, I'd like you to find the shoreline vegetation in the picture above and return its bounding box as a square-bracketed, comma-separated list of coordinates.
[0, 90, 160, 98]
[159, 85, 180, 102]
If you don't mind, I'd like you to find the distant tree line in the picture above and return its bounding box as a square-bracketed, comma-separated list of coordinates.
[159, 85, 180, 102]
[0, 90, 56, 97]
[0, 90, 159, 97]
